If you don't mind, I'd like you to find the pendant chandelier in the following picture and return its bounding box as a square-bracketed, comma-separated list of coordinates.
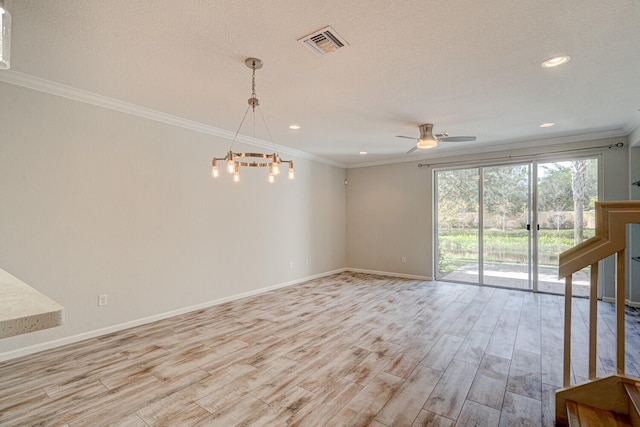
[211, 58, 294, 183]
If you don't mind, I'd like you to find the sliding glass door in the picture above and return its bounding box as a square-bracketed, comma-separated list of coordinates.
[435, 156, 599, 294]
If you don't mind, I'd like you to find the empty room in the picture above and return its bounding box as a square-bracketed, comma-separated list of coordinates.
[1, 1, 640, 426]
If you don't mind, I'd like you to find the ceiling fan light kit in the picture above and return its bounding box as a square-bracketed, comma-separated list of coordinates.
[416, 124, 439, 149]
[397, 123, 476, 153]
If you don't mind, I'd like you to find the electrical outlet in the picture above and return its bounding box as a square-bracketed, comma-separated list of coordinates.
[98, 294, 108, 306]
[305, 258, 309, 266]
[401, 257, 406, 263]
[289, 261, 294, 269]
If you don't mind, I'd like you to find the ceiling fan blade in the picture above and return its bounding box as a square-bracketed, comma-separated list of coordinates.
[438, 136, 476, 142]
[396, 135, 419, 140]
[406, 145, 418, 154]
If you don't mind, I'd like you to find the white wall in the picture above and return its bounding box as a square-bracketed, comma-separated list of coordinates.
[346, 137, 630, 289]
[346, 162, 431, 278]
[0, 82, 346, 357]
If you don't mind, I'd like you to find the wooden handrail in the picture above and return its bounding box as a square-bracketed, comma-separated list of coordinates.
[559, 201, 640, 278]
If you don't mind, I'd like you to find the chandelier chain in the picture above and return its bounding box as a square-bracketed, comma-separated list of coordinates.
[251, 63, 257, 102]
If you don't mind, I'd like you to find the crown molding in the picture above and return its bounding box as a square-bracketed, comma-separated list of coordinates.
[346, 129, 628, 169]
[0, 70, 345, 167]
[3, 70, 630, 169]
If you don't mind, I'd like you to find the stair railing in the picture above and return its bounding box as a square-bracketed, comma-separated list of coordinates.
[559, 201, 640, 387]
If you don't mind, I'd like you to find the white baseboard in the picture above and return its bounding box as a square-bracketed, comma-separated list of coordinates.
[601, 297, 640, 308]
[0, 268, 347, 363]
[345, 268, 431, 281]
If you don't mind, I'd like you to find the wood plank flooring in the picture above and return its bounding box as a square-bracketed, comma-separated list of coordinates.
[1, 272, 639, 426]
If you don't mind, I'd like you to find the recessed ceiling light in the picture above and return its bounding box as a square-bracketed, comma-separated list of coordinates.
[540, 122, 555, 128]
[289, 124, 300, 130]
[359, 151, 367, 155]
[541, 55, 571, 68]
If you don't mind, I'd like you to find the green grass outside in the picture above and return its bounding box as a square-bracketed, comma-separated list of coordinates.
[438, 228, 596, 274]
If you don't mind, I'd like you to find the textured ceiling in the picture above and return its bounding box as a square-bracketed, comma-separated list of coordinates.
[4, 0, 640, 165]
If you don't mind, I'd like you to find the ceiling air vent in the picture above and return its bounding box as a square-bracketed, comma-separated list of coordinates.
[298, 26, 349, 56]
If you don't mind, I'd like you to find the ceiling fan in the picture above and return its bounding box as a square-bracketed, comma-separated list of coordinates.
[397, 124, 476, 153]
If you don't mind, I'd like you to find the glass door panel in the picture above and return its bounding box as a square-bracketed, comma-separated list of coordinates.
[536, 159, 598, 296]
[435, 168, 480, 283]
[482, 164, 532, 289]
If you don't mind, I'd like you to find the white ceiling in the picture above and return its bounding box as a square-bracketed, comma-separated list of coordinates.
[4, 0, 640, 166]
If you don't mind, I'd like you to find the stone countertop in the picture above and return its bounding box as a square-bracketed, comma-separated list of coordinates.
[0, 268, 64, 339]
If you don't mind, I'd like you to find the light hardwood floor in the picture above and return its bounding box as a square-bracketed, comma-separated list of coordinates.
[1, 272, 639, 426]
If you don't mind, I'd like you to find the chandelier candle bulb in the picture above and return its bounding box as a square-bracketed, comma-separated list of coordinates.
[288, 163, 295, 180]
[233, 164, 240, 182]
[211, 160, 219, 178]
